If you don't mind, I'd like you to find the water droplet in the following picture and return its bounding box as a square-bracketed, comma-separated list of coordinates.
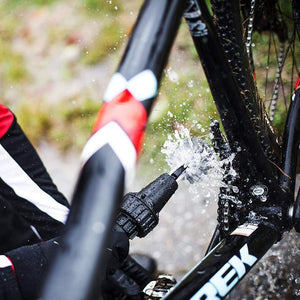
[188, 80, 194, 88]
[232, 186, 239, 193]
[167, 111, 173, 117]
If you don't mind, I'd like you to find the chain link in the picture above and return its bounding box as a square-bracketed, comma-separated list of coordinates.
[270, 41, 285, 121]
[246, 0, 256, 56]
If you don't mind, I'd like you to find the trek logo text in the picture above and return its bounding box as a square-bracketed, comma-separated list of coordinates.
[191, 244, 257, 299]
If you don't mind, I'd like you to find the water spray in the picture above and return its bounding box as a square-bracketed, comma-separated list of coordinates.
[171, 164, 187, 180]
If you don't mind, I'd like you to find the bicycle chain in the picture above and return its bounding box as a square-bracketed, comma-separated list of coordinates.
[246, 0, 256, 56]
[244, 0, 281, 163]
[270, 41, 285, 121]
[217, 169, 238, 234]
[208, 1, 250, 236]
[210, 121, 243, 236]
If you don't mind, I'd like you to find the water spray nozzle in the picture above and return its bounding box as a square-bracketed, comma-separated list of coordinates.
[115, 172, 179, 239]
[171, 165, 187, 180]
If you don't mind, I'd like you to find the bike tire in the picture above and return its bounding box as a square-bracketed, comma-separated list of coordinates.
[210, 0, 285, 167]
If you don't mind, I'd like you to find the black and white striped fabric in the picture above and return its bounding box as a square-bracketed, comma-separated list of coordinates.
[0, 105, 69, 252]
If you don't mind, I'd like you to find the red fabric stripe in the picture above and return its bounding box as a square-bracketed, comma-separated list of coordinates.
[93, 89, 147, 155]
[0, 104, 14, 139]
[5, 256, 16, 277]
[295, 75, 300, 90]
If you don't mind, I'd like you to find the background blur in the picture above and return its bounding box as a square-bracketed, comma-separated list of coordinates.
[0, 0, 299, 299]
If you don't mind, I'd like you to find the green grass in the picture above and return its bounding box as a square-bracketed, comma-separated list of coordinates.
[83, 0, 122, 14]
[0, 43, 27, 82]
[0, 7, 27, 82]
[16, 98, 101, 151]
[80, 0, 125, 66]
[2, 0, 58, 8]
[82, 21, 124, 65]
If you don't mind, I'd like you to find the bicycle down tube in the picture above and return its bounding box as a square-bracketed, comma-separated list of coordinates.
[41, 1, 186, 300]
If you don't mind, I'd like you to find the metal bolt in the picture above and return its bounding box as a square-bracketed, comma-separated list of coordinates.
[252, 186, 265, 196]
[250, 185, 268, 201]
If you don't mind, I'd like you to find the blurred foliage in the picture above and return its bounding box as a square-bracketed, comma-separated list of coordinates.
[82, 21, 124, 65]
[81, 0, 124, 65]
[84, 0, 122, 14]
[0, 7, 27, 82]
[0, 0, 216, 168]
[2, 0, 58, 8]
[0, 42, 27, 82]
[17, 98, 101, 151]
[49, 97, 100, 151]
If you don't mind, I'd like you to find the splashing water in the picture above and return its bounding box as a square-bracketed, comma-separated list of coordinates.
[229, 230, 300, 300]
[162, 124, 236, 203]
[161, 124, 300, 299]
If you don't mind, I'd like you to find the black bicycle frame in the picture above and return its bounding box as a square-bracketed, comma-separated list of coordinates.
[42, 1, 185, 300]
[41, 0, 298, 299]
[164, 224, 279, 299]
[164, 1, 295, 298]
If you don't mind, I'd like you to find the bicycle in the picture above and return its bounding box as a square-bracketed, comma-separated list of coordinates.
[40, 0, 299, 299]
